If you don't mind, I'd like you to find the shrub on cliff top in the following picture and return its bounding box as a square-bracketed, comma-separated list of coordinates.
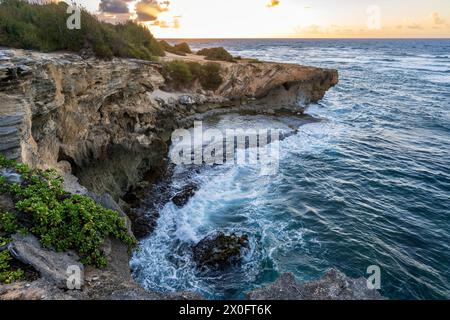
[197, 47, 235, 62]
[0, 154, 136, 270]
[164, 60, 194, 88]
[174, 42, 192, 54]
[159, 40, 192, 56]
[0, 236, 26, 284]
[198, 62, 223, 91]
[0, 0, 164, 60]
[163, 60, 223, 91]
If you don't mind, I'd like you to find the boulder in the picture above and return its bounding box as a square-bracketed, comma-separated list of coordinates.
[179, 95, 196, 106]
[247, 269, 385, 300]
[7, 234, 84, 289]
[192, 232, 249, 269]
[171, 184, 199, 207]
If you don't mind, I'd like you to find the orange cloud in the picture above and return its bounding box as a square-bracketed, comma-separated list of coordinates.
[266, 0, 280, 8]
[431, 12, 446, 26]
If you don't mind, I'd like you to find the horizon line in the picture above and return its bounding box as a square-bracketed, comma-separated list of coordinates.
[158, 37, 450, 40]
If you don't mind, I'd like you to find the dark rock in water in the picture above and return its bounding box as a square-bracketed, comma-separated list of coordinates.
[172, 184, 199, 207]
[193, 232, 250, 269]
[246, 269, 385, 300]
[127, 209, 158, 239]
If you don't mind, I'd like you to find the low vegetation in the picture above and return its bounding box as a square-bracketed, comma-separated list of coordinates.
[0, 236, 24, 284]
[197, 47, 235, 62]
[163, 60, 224, 91]
[158, 40, 192, 56]
[0, 0, 164, 60]
[0, 154, 136, 283]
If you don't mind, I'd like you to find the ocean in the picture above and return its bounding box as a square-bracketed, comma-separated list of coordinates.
[131, 39, 450, 300]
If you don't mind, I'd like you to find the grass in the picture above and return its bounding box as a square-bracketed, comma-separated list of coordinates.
[0, 0, 164, 60]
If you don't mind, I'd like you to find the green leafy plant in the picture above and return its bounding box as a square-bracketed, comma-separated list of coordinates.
[0, 237, 24, 284]
[0, 154, 136, 269]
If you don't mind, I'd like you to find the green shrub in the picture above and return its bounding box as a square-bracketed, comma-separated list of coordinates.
[0, 154, 136, 269]
[163, 60, 223, 91]
[199, 62, 223, 91]
[0, 247, 25, 284]
[174, 42, 192, 54]
[197, 47, 235, 62]
[159, 40, 192, 56]
[187, 61, 204, 79]
[164, 60, 193, 87]
[0, 0, 164, 60]
[0, 211, 18, 233]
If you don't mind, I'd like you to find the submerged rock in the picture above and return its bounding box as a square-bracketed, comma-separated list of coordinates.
[247, 269, 385, 300]
[193, 232, 250, 269]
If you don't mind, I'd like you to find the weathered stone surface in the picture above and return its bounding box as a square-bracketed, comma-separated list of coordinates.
[0, 48, 337, 201]
[0, 278, 75, 300]
[7, 234, 84, 289]
[0, 48, 338, 301]
[193, 232, 250, 269]
[247, 269, 385, 300]
[179, 95, 196, 106]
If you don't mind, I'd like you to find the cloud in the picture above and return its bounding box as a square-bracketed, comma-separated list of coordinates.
[99, 0, 132, 14]
[431, 12, 446, 25]
[135, 0, 170, 22]
[407, 23, 423, 30]
[266, 0, 280, 8]
[152, 16, 181, 29]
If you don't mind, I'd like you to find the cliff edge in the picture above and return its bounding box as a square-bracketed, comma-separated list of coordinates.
[0, 48, 338, 300]
[0, 49, 338, 199]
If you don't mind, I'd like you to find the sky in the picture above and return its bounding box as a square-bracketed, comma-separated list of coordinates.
[68, 0, 450, 38]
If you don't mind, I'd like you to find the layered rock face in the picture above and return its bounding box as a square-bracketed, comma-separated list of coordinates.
[0, 49, 338, 200]
[0, 49, 339, 300]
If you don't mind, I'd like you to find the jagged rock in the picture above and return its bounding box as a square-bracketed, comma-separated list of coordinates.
[247, 269, 385, 300]
[179, 95, 196, 106]
[0, 48, 337, 202]
[193, 232, 250, 269]
[7, 234, 84, 289]
[172, 184, 199, 207]
[0, 48, 338, 300]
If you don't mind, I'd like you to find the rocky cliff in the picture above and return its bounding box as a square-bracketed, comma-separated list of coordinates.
[0, 49, 338, 201]
[0, 48, 338, 300]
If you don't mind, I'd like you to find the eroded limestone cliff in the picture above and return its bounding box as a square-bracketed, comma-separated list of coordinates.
[0, 49, 338, 201]
[0, 48, 340, 300]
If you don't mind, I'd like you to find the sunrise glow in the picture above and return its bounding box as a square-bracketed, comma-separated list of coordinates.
[61, 0, 450, 38]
